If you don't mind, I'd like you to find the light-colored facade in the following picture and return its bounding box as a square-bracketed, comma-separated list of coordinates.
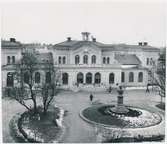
[1, 33, 160, 91]
[49, 32, 160, 91]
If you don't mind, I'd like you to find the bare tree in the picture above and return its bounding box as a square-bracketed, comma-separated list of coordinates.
[149, 49, 166, 103]
[13, 51, 39, 113]
[41, 58, 60, 115]
[12, 51, 60, 115]
[156, 50, 166, 103]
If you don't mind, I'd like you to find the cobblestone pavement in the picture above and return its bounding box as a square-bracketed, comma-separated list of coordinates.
[2, 89, 165, 143]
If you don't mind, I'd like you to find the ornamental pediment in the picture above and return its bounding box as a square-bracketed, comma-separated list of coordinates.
[73, 44, 101, 55]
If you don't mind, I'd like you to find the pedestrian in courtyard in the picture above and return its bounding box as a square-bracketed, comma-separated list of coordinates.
[90, 93, 94, 103]
[108, 86, 112, 93]
[146, 84, 150, 93]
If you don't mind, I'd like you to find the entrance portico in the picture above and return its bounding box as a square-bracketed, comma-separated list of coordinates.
[58, 65, 148, 91]
[58, 67, 123, 90]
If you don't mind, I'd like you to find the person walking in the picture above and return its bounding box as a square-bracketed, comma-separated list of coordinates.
[108, 86, 112, 93]
[90, 93, 94, 103]
[146, 84, 150, 93]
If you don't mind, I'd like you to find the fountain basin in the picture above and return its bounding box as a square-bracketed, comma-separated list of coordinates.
[81, 105, 162, 128]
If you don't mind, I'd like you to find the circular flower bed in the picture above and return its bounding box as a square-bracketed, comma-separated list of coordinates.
[20, 108, 65, 143]
[10, 106, 65, 143]
[81, 105, 162, 128]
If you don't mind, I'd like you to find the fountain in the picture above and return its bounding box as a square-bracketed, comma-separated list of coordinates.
[110, 86, 129, 114]
[80, 85, 164, 142]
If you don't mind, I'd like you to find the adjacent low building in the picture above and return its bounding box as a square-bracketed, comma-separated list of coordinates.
[1, 32, 160, 91]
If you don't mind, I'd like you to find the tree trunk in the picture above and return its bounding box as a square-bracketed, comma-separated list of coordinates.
[43, 105, 47, 115]
[32, 97, 37, 113]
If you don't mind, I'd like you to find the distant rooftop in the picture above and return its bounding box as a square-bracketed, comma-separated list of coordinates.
[52, 32, 160, 52]
[1, 38, 22, 48]
[1, 34, 161, 52]
[115, 54, 141, 65]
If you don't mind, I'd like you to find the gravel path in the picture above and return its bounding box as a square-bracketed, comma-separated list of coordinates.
[2, 98, 26, 143]
[2, 89, 165, 143]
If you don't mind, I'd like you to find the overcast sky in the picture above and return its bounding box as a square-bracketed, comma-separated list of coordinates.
[1, 0, 166, 47]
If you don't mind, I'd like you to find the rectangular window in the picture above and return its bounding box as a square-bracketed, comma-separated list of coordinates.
[103, 57, 106, 64]
[121, 72, 125, 82]
[146, 58, 149, 65]
[58, 56, 61, 64]
[12, 56, 15, 64]
[150, 58, 153, 65]
[7, 56, 11, 64]
[63, 56, 66, 64]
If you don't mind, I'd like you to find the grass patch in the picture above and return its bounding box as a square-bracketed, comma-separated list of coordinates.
[156, 103, 165, 110]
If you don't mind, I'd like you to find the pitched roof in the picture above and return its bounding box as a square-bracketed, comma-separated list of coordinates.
[36, 52, 53, 64]
[52, 40, 160, 52]
[115, 54, 141, 65]
[1, 40, 23, 48]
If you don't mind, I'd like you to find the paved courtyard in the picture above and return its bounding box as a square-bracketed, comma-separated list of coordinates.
[2, 89, 165, 143]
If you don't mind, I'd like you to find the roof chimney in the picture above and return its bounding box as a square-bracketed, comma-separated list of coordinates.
[67, 37, 71, 42]
[81, 32, 90, 41]
[143, 42, 148, 46]
[10, 38, 16, 42]
[92, 38, 96, 42]
[138, 42, 142, 46]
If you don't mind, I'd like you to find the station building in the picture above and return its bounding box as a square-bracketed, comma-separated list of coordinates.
[1, 32, 160, 91]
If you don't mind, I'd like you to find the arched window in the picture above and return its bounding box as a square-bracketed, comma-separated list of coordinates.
[121, 72, 125, 83]
[107, 57, 110, 64]
[7, 56, 10, 64]
[63, 56, 66, 64]
[75, 55, 80, 64]
[103, 57, 106, 64]
[62, 73, 68, 85]
[83, 55, 88, 64]
[58, 56, 61, 64]
[109, 73, 114, 84]
[129, 72, 134, 82]
[7, 72, 14, 87]
[91, 55, 96, 64]
[35, 72, 40, 83]
[24, 72, 29, 84]
[95, 72, 101, 84]
[12, 56, 15, 64]
[46, 72, 51, 83]
[86, 72, 92, 84]
[138, 72, 143, 82]
[77, 72, 84, 83]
